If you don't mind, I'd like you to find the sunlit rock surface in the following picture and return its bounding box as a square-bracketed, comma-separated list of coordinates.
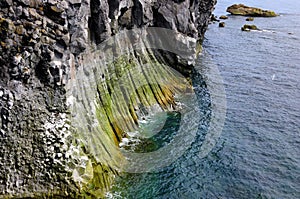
[226, 4, 277, 17]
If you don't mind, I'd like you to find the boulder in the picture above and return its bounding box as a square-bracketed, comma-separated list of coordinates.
[246, 17, 254, 21]
[219, 22, 225, 27]
[219, 15, 228, 20]
[241, 24, 259, 31]
[227, 4, 277, 17]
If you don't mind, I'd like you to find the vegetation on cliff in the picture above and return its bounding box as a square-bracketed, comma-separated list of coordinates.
[0, 0, 216, 197]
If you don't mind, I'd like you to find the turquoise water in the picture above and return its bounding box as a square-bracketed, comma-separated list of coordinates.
[109, 1, 300, 198]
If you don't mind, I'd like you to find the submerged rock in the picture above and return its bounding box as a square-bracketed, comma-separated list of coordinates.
[227, 4, 277, 17]
[246, 17, 254, 21]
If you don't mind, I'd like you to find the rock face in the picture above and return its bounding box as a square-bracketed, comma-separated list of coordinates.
[0, 0, 216, 197]
[227, 4, 277, 17]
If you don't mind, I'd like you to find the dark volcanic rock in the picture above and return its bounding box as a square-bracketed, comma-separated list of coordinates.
[0, 0, 217, 197]
[0, 0, 13, 8]
[210, 14, 220, 22]
[219, 22, 225, 27]
[227, 4, 277, 17]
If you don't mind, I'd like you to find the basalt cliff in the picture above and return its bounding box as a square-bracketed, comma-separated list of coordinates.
[0, 0, 216, 198]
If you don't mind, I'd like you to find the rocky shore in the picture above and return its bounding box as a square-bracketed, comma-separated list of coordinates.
[0, 0, 216, 198]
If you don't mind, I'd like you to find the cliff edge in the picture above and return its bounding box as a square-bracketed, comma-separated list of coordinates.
[0, 0, 216, 197]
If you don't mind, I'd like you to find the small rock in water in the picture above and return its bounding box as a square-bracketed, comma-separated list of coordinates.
[210, 14, 220, 22]
[219, 15, 228, 20]
[241, 24, 258, 31]
[246, 17, 254, 21]
[219, 22, 225, 27]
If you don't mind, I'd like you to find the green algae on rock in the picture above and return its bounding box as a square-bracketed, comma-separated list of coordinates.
[65, 27, 205, 196]
[69, 53, 193, 197]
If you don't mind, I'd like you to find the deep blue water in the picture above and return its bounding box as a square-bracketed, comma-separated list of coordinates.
[109, 1, 300, 198]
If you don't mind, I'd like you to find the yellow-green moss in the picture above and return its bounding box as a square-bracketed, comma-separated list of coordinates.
[71, 52, 193, 197]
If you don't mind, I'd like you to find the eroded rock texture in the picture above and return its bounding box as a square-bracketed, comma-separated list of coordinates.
[0, 0, 216, 197]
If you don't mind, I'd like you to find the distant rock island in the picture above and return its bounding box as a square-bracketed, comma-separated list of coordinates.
[227, 4, 277, 17]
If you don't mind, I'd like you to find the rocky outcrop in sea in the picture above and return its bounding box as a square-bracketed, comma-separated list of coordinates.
[226, 4, 277, 17]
